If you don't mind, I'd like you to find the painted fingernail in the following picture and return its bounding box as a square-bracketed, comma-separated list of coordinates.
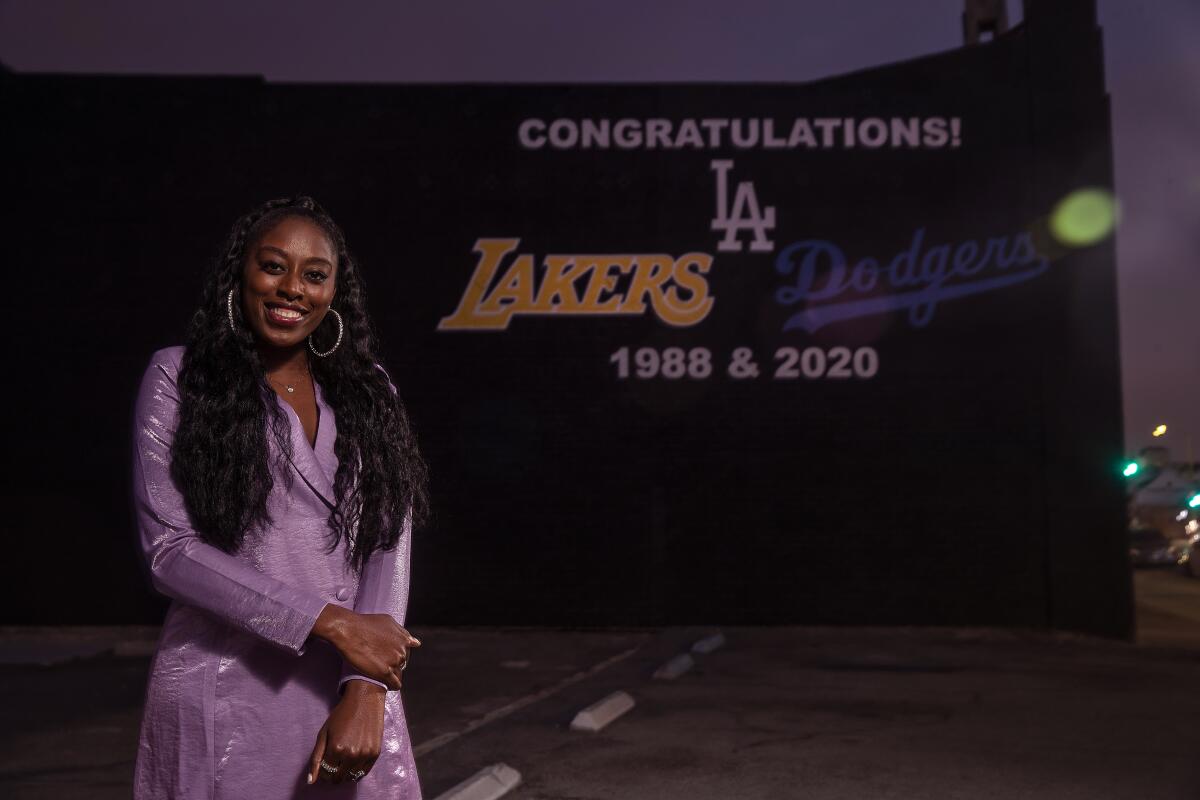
[307, 774, 314, 784]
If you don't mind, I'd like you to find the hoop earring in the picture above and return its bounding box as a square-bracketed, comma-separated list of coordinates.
[308, 308, 344, 358]
[226, 288, 238, 333]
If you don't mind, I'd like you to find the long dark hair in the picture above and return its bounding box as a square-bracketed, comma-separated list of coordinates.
[170, 195, 430, 571]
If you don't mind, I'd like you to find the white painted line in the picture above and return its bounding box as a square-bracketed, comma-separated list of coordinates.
[433, 763, 522, 800]
[570, 690, 636, 732]
[652, 653, 695, 680]
[413, 646, 640, 757]
[692, 631, 726, 654]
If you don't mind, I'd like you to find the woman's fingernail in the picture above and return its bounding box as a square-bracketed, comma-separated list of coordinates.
[307, 774, 314, 784]
[411, 637, 421, 645]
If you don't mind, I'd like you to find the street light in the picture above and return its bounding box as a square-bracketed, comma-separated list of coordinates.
[1152, 424, 1167, 437]
[1123, 461, 1140, 478]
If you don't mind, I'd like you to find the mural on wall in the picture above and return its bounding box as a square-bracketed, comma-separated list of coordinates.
[2, 7, 1128, 634]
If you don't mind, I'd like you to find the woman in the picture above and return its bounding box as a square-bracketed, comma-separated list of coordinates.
[130, 196, 430, 798]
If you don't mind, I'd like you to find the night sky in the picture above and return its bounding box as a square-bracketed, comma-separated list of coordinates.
[2, 0, 1195, 456]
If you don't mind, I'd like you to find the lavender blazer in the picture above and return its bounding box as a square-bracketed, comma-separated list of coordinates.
[131, 345, 421, 799]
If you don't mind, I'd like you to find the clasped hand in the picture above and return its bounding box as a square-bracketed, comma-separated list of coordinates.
[314, 604, 421, 690]
[306, 680, 386, 785]
[306, 605, 421, 784]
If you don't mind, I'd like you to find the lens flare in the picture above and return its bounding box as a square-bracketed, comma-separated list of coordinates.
[1049, 188, 1117, 246]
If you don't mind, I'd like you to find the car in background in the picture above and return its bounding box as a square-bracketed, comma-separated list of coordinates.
[1128, 525, 1190, 568]
[1183, 535, 1200, 578]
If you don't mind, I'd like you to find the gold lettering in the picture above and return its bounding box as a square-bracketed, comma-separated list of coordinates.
[532, 256, 589, 311]
[479, 254, 536, 314]
[579, 256, 635, 311]
[616, 255, 673, 314]
[438, 239, 522, 330]
[440, 241, 715, 330]
[653, 253, 714, 326]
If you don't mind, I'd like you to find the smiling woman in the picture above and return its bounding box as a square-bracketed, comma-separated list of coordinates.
[236, 215, 342, 432]
[130, 196, 430, 798]
[245, 219, 336, 339]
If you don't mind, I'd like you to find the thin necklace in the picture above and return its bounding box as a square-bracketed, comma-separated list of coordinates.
[268, 367, 310, 395]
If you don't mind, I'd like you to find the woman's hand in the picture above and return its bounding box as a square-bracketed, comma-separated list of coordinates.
[306, 681, 387, 785]
[312, 604, 420, 690]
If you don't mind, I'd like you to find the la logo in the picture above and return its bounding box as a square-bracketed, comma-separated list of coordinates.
[710, 159, 776, 253]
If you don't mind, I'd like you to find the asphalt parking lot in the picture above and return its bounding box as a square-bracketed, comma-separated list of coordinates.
[1, 570, 1197, 799]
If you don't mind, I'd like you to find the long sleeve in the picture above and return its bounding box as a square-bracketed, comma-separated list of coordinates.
[338, 363, 415, 692]
[337, 506, 414, 693]
[132, 351, 330, 656]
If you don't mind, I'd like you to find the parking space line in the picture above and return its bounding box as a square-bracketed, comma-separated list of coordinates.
[413, 646, 641, 757]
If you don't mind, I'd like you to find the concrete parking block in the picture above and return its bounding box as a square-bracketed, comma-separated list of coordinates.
[432, 763, 522, 800]
[691, 631, 726, 654]
[569, 690, 635, 732]
[652, 653, 695, 680]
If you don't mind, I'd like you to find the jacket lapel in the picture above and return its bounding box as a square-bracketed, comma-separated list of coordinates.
[270, 379, 338, 509]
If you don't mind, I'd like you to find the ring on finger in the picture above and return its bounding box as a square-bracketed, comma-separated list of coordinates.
[350, 768, 367, 781]
[319, 759, 339, 775]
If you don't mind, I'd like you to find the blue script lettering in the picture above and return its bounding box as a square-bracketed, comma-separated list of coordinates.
[773, 240, 848, 305]
[774, 227, 1049, 333]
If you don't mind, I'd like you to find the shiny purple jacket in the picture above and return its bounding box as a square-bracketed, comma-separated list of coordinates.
[131, 345, 421, 799]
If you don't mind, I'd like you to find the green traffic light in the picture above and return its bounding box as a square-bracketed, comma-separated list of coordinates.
[1123, 461, 1139, 477]
[1189, 494, 1200, 509]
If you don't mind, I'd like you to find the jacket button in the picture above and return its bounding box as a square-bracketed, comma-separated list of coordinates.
[335, 587, 351, 602]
